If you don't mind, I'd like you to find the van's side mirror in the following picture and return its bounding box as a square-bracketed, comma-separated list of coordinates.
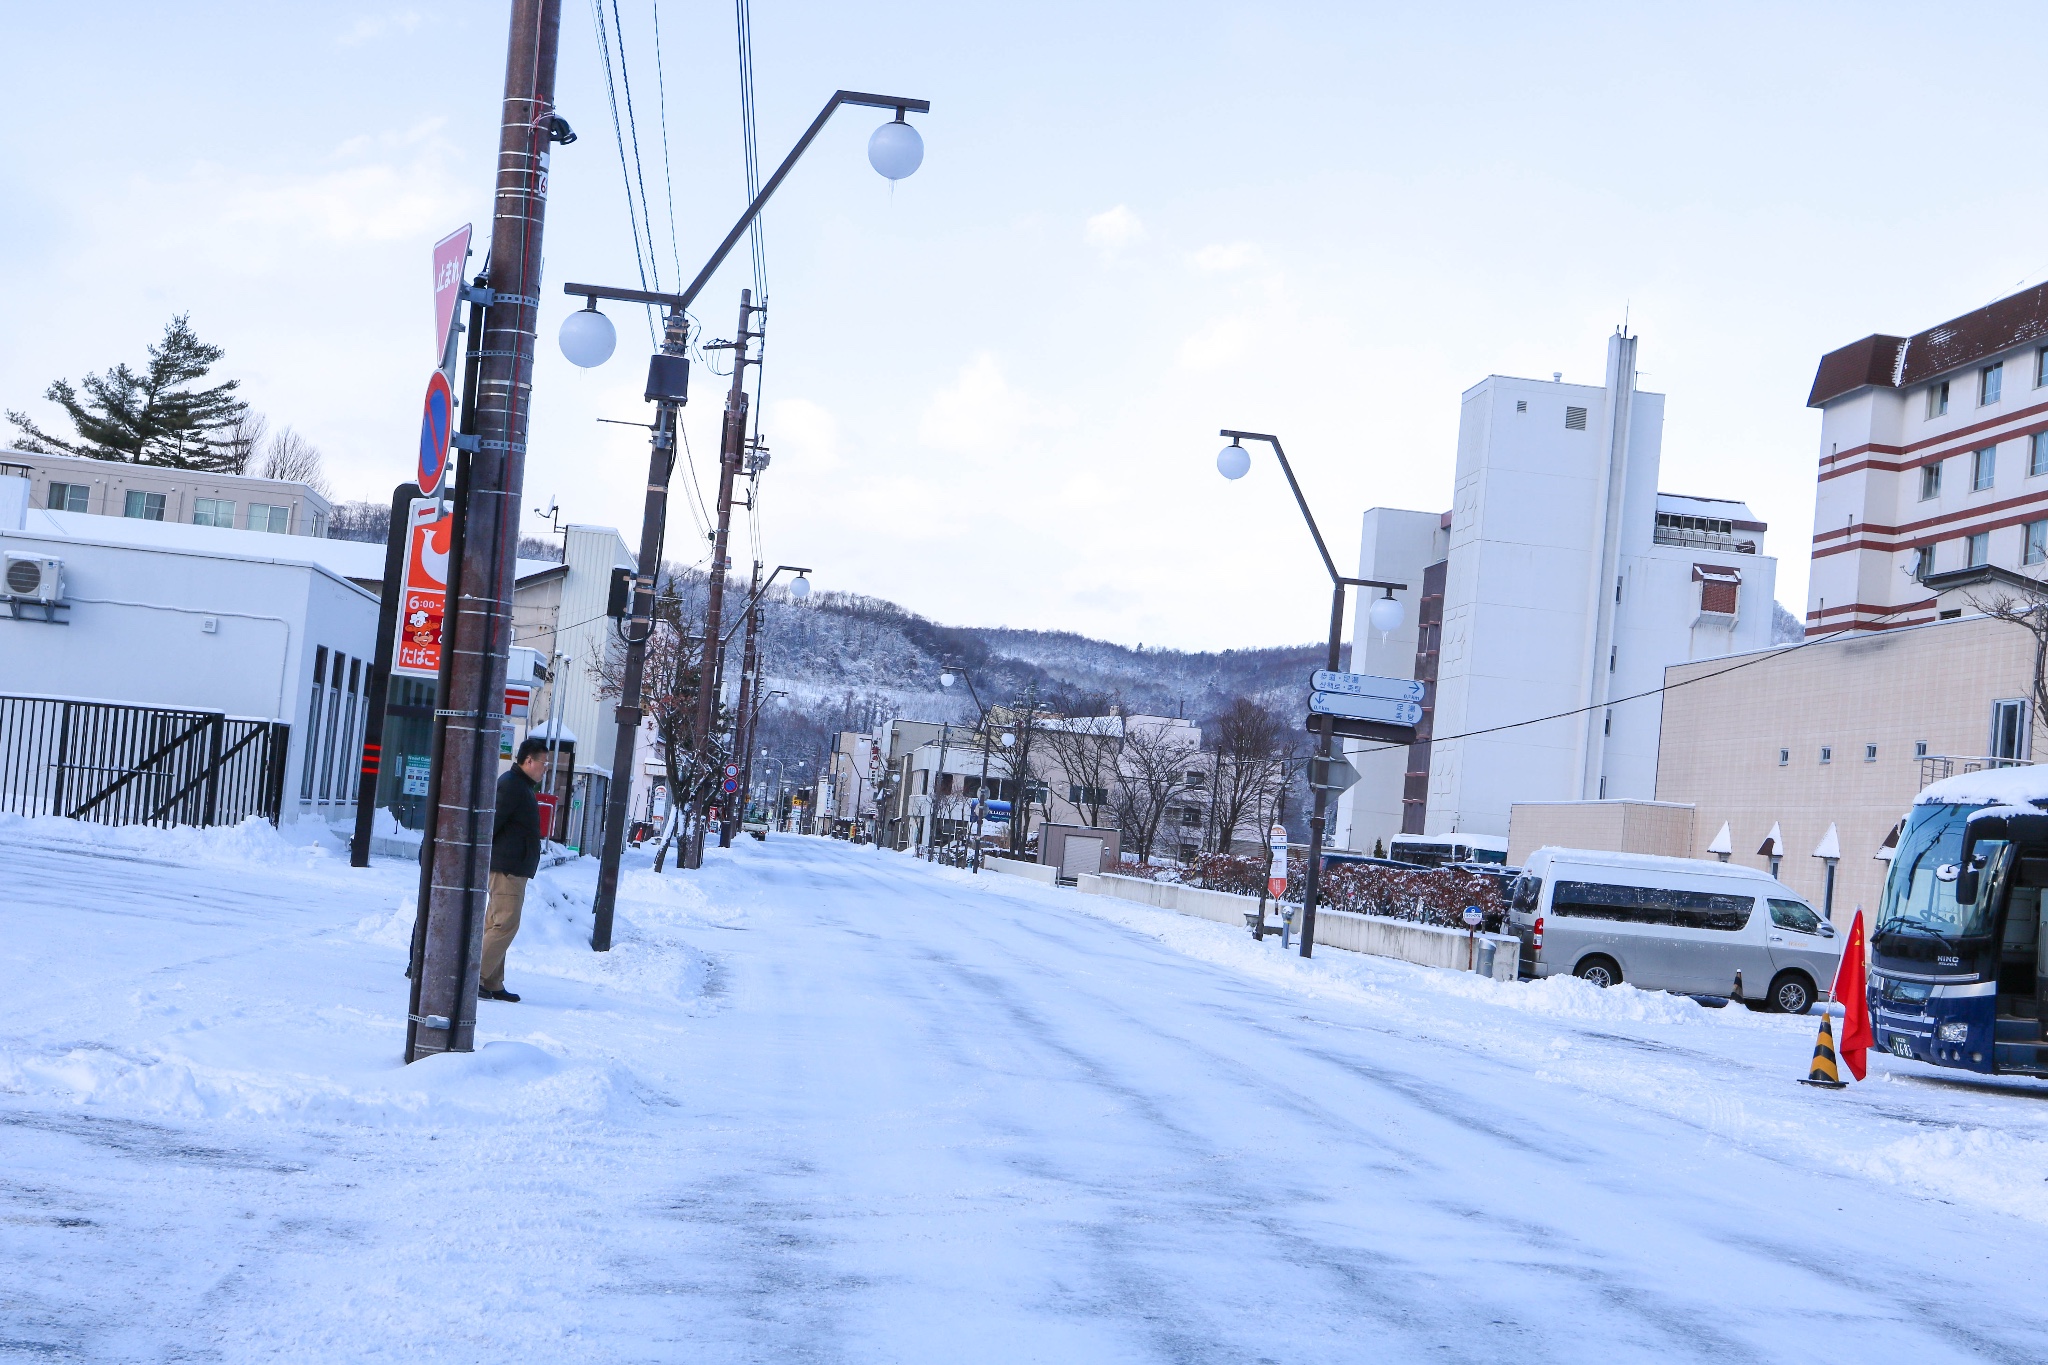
[1820, 922, 1836, 938]
[1955, 868, 1980, 904]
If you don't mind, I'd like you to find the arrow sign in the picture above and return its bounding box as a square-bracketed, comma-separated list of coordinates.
[1308, 753, 1363, 791]
[1311, 670, 1424, 702]
[1309, 691, 1423, 726]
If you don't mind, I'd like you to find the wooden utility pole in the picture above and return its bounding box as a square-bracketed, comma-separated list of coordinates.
[726, 561, 763, 844]
[589, 303, 689, 951]
[684, 289, 759, 867]
[405, 0, 562, 1061]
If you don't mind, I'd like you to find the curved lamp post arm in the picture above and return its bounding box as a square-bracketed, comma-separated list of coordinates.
[1219, 429, 1406, 596]
[720, 565, 812, 648]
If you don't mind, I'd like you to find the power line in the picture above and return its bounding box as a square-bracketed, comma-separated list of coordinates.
[735, 0, 765, 300]
[1346, 620, 1873, 760]
[588, 0, 656, 343]
[651, 0, 683, 291]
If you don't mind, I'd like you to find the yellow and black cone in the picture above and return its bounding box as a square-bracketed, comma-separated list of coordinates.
[1800, 1013, 1847, 1088]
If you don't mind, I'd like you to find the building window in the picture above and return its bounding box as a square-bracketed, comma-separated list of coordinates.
[1982, 362, 2004, 406]
[1515, 399, 1527, 413]
[1915, 741, 1928, 757]
[1914, 544, 1935, 579]
[1928, 381, 1949, 417]
[47, 481, 89, 512]
[1779, 748, 1789, 766]
[1067, 784, 1106, 807]
[1865, 744, 1878, 762]
[2028, 521, 2048, 566]
[1973, 446, 1997, 491]
[1820, 746, 1832, 764]
[1968, 531, 1990, 567]
[1565, 405, 1588, 430]
[1920, 461, 1942, 500]
[2034, 432, 2048, 478]
[1992, 699, 2031, 761]
[2039, 346, 2048, 388]
[1183, 770, 1205, 788]
[248, 503, 290, 534]
[122, 489, 166, 520]
[192, 497, 234, 527]
[1178, 807, 1203, 828]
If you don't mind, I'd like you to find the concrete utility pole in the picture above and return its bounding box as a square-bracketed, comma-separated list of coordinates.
[686, 289, 760, 867]
[407, 0, 563, 1062]
[590, 303, 689, 952]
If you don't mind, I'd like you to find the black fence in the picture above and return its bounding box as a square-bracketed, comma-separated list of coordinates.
[0, 695, 290, 829]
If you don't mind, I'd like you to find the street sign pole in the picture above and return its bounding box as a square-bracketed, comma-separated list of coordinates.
[406, 0, 564, 1062]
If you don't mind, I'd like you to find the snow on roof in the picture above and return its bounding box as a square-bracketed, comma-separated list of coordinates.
[1526, 846, 1786, 884]
[1655, 493, 1759, 523]
[527, 720, 578, 742]
[13, 508, 561, 586]
[1916, 766, 2048, 807]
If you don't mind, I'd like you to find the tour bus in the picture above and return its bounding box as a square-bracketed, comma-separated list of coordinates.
[1388, 833, 1510, 868]
[1507, 847, 1840, 1013]
[1872, 767, 2048, 1076]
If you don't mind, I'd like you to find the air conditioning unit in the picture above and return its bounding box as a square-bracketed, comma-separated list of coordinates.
[4, 553, 61, 603]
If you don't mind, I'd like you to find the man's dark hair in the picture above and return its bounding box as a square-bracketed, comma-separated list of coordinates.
[515, 737, 552, 764]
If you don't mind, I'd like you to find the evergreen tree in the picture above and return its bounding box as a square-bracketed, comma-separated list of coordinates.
[7, 315, 250, 471]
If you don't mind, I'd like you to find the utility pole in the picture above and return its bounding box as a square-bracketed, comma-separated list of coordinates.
[686, 289, 760, 867]
[589, 303, 688, 951]
[723, 561, 763, 845]
[406, 0, 563, 1062]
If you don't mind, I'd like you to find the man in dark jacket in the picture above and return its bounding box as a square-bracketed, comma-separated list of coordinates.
[482, 737, 549, 1002]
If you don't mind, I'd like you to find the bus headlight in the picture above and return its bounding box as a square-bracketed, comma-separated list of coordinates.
[1939, 1022, 1969, 1043]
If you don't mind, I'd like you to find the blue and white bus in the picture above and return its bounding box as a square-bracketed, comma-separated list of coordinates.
[1873, 767, 2048, 1076]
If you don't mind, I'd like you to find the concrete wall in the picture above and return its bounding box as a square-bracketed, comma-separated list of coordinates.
[1655, 611, 2034, 926]
[1507, 799, 1697, 866]
[1075, 873, 1517, 981]
[986, 856, 1058, 886]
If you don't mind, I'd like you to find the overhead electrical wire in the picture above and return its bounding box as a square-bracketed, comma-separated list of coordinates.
[652, 0, 684, 295]
[588, 0, 656, 344]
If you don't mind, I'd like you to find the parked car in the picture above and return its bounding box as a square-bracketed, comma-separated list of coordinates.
[1507, 847, 1841, 1013]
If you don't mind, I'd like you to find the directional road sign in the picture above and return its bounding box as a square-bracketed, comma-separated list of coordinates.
[1308, 753, 1363, 792]
[1310, 670, 1424, 703]
[1309, 691, 1424, 726]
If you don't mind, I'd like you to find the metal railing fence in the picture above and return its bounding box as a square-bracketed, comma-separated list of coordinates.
[0, 694, 289, 829]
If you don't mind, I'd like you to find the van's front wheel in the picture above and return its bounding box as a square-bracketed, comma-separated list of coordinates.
[1575, 956, 1622, 988]
[1769, 971, 1814, 1015]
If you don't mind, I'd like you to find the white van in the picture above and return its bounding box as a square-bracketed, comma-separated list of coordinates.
[1508, 847, 1841, 1013]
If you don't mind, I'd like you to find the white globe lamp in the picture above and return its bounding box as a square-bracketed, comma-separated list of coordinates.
[1000, 732, 1015, 748]
[868, 118, 924, 181]
[789, 573, 812, 601]
[939, 669, 956, 689]
[1216, 443, 1251, 480]
[1369, 593, 1405, 637]
[559, 305, 617, 368]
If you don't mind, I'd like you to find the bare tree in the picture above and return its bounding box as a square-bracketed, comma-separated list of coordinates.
[326, 499, 391, 544]
[989, 682, 1054, 856]
[1205, 697, 1287, 855]
[258, 426, 332, 497]
[1973, 581, 2048, 756]
[222, 411, 268, 476]
[1040, 706, 1122, 828]
[590, 562, 710, 871]
[1113, 715, 1202, 863]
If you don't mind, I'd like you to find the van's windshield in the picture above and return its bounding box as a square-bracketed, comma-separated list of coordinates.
[1878, 802, 2003, 943]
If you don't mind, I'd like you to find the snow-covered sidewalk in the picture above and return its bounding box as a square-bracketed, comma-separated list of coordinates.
[4, 817, 2048, 1362]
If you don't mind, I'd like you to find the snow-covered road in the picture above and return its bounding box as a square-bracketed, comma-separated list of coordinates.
[6, 819, 2048, 1362]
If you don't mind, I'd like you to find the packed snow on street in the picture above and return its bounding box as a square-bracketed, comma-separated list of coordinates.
[8, 816, 2048, 1363]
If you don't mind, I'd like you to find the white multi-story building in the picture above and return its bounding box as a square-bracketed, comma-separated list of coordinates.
[1805, 282, 2048, 636]
[1335, 331, 1780, 850]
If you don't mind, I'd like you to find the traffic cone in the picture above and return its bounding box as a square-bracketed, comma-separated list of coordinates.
[1799, 1013, 1847, 1088]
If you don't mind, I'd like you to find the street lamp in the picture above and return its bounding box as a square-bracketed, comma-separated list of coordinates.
[563, 85, 929, 952]
[939, 663, 1003, 872]
[1215, 428, 1406, 959]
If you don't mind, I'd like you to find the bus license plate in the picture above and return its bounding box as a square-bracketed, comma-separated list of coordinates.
[1889, 1035, 1914, 1058]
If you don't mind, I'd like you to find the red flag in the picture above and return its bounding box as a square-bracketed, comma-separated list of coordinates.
[1830, 908, 1872, 1081]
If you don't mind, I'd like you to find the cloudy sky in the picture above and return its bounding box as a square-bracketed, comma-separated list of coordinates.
[9, 2, 2048, 650]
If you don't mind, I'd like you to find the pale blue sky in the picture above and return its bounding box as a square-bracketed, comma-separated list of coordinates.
[9, 3, 2048, 650]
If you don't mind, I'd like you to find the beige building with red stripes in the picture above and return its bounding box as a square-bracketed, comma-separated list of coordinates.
[1807, 283, 2048, 636]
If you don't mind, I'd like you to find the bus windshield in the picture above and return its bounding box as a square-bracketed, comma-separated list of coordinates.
[1877, 802, 2002, 943]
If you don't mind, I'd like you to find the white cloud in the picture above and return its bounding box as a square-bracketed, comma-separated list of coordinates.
[1084, 205, 1147, 255]
[340, 12, 423, 46]
[1187, 241, 1261, 273]
[1177, 317, 1252, 371]
[918, 353, 1029, 455]
[766, 397, 842, 472]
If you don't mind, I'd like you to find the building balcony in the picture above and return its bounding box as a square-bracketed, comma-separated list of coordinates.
[1653, 527, 1757, 554]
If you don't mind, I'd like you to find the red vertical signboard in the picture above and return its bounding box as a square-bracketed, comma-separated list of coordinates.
[432, 225, 472, 374]
[393, 498, 453, 679]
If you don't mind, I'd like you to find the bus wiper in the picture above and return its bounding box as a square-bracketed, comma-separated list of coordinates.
[1874, 920, 1957, 950]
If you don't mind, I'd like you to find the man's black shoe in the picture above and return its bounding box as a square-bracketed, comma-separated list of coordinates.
[480, 988, 521, 1002]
